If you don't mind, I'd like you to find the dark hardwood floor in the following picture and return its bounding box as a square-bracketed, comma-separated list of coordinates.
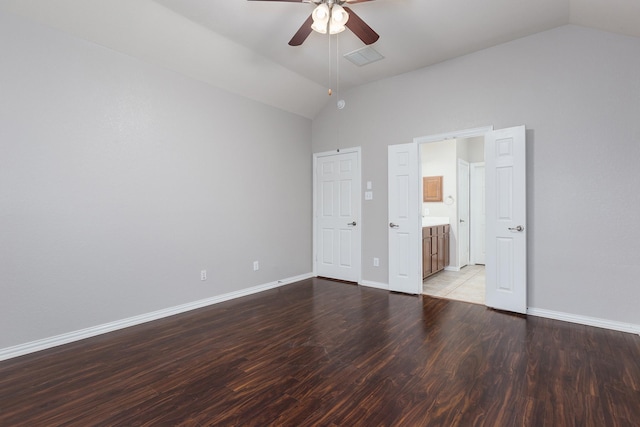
[1, 277, 639, 426]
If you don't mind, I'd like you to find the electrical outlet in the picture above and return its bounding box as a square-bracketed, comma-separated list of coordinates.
[200, 270, 207, 281]
[253, 261, 259, 271]
[373, 257, 379, 267]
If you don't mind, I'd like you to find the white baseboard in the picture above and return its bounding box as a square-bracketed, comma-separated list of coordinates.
[0, 272, 313, 362]
[5, 275, 637, 362]
[527, 307, 640, 335]
[359, 280, 389, 290]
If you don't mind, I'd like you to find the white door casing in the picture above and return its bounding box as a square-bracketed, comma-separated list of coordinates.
[388, 143, 421, 294]
[485, 126, 527, 314]
[457, 159, 470, 268]
[314, 148, 361, 283]
[470, 162, 486, 265]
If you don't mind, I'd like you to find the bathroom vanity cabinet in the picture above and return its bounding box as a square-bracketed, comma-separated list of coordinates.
[422, 224, 450, 279]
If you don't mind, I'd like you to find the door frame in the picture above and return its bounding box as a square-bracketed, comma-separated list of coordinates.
[457, 158, 470, 269]
[312, 147, 362, 283]
[470, 161, 486, 265]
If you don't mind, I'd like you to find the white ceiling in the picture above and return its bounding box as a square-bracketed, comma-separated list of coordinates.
[2, 0, 639, 118]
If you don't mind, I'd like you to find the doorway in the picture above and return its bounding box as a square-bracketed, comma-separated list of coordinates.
[422, 265, 485, 304]
[419, 136, 486, 304]
[388, 125, 527, 314]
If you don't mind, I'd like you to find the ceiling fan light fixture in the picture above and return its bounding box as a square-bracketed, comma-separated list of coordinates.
[311, 4, 330, 34]
[329, 4, 349, 34]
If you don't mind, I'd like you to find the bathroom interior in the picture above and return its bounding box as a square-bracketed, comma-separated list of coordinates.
[421, 136, 486, 305]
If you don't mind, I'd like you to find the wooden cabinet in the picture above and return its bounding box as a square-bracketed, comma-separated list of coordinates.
[422, 224, 450, 279]
[423, 176, 443, 202]
[422, 227, 432, 279]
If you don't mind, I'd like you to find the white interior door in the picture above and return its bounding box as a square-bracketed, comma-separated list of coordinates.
[457, 159, 470, 268]
[485, 126, 527, 314]
[314, 149, 361, 282]
[388, 143, 421, 294]
[470, 162, 486, 265]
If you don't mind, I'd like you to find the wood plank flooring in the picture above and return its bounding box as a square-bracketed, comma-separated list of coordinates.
[1, 277, 639, 426]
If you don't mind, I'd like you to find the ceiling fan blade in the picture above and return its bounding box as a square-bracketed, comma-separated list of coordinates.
[343, 7, 379, 45]
[345, 0, 375, 3]
[247, 0, 308, 2]
[289, 14, 314, 46]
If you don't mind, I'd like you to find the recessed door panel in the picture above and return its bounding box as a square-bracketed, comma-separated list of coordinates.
[321, 182, 334, 217]
[340, 180, 352, 217]
[496, 237, 514, 292]
[396, 232, 410, 278]
[497, 166, 513, 221]
[321, 228, 334, 265]
[395, 175, 410, 220]
[339, 229, 352, 267]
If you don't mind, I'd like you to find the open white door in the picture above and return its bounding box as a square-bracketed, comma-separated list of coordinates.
[485, 126, 527, 314]
[388, 143, 421, 294]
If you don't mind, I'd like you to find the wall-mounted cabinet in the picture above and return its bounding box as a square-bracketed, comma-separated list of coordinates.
[423, 176, 443, 202]
[422, 224, 450, 279]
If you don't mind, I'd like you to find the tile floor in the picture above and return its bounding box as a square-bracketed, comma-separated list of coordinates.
[422, 264, 485, 305]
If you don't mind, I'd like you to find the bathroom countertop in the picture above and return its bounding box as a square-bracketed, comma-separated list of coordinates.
[422, 217, 450, 227]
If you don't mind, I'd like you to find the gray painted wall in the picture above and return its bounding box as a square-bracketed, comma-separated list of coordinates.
[0, 13, 312, 349]
[312, 25, 640, 326]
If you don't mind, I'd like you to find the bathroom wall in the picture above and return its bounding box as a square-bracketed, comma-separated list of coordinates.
[421, 140, 459, 268]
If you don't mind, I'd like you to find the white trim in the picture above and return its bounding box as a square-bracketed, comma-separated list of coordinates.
[4, 275, 637, 361]
[469, 162, 486, 265]
[359, 280, 389, 290]
[0, 273, 313, 362]
[414, 126, 494, 145]
[313, 146, 361, 158]
[312, 146, 362, 283]
[444, 266, 461, 272]
[457, 158, 470, 269]
[527, 307, 640, 335]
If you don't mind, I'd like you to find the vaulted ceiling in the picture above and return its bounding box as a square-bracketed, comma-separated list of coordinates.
[2, 0, 639, 118]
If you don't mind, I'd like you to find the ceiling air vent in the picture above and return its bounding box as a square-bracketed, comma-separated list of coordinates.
[344, 46, 384, 67]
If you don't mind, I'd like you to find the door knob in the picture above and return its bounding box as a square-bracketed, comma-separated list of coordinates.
[389, 222, 399, 228]
[460, 219, 465, 223]
[508, 225, 524, 232]
[348, 221, 357, 226]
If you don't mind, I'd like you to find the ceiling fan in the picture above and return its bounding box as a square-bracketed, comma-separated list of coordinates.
[248, 0, 379, 46]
